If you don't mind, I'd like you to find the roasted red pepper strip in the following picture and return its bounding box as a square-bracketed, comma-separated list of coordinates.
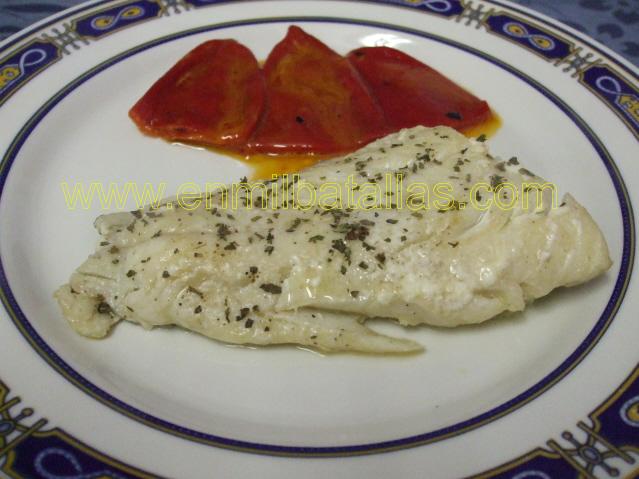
[347, 46, 492, 132]
[247, 26, 387, 155]
[129, 39, 265, 147]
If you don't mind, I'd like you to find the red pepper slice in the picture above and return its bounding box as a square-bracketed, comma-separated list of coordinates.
[247, 26, 387, 155]
[347, 46, 492, 132]
[129, 39, 265, 147]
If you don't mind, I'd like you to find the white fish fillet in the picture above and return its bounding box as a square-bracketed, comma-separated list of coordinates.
[55, 126, 612, 353]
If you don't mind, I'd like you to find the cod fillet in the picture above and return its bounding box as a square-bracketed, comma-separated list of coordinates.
[55, 126, 612, 353]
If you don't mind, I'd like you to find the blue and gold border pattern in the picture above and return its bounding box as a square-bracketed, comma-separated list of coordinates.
[473, 365, 639, 479]
[382, 0, 464, 17]
[485, 12, 572, 60]
[74, 1, 162, 39]
[582, 65, 639, 131]
[0, 39, 60, 106]
[0, 380, 158, 479]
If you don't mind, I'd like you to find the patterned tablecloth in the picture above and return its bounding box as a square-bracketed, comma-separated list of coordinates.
[0, 0, 637, 65]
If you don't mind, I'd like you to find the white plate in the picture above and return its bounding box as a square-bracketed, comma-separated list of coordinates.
[0, 1, 637, 478]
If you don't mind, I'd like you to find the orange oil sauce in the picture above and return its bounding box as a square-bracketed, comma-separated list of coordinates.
[461, 111, 502, 140]
[204, 111, 501, 180]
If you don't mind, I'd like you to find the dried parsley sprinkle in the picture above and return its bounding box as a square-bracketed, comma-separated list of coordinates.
[476, 134, 487, 142]
[97, 302, 112, 314]
[162, 271, 170, 278]
[194, 305, 202, 314]
[490, 175, 507, 189]
[245, 319, 254, 328]
[249, 266, 258, 274]
[309, 235, 324, 243]
[507, 157, 519, 165]
[286, 218, 302, 232]
[131, 210, 142, 219]
[386, 219, 398, 224]
[216, 223, 232, 240]
[358, 261, 369, 269]
[109, 246, 119, 254]
[187, 286, 204, 298]
[331, 239, 351, 262]
[260, 283, 282, 294]
[350, 291, 360, 298]
[448, 241, 459, 248]
[343, 224, 370, 241]
[361, 241, 375, 251]
[126, 270, 136, 278]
